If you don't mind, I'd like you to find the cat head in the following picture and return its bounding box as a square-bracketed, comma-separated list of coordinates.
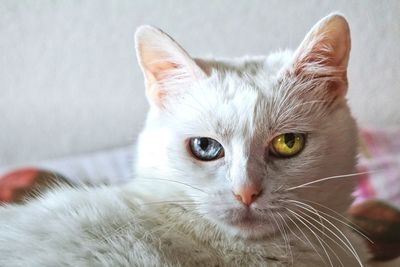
[134, 14, 357, 239]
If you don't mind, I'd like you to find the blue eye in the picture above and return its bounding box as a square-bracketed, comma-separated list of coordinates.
[188, 137, 224, 161]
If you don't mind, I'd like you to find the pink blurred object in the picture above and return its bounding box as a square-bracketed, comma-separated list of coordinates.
[354, 128, 400, 208]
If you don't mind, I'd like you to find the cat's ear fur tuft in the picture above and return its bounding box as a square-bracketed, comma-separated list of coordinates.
[135, 25, 206, 107]
[290, 13, 351, 96]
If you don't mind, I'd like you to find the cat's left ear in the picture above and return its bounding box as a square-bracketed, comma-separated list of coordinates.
[135, 26, 207, 107]
[290, 14, 351, 97]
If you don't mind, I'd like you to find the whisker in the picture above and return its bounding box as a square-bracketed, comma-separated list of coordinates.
[266, 210, 277, 240]
[271, 212, 288, 256]
[283, 212, 343, 267]
[280, 214, 306, 246]
[135, 178, 207, 194]
[274, 211, 291, 261]
[285, 170, 380, 191]
[276, 212, 294, 266]
[292, 210, 345, 267]
[289, 205, 352, 255]
[300, 199, 373, 243]
[286, 212, 346, 266]
[288, 203, 363, 266]
[284, 199, 326, 233]
[286, 208, 333, 267]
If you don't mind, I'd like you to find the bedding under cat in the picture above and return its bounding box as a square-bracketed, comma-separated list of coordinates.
[1, 14, 399, 266]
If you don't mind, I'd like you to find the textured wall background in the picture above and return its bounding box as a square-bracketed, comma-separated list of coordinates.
[0, 0, 399, 166]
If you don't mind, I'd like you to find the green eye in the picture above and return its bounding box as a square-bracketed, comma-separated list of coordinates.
[270, 133, 305, 157]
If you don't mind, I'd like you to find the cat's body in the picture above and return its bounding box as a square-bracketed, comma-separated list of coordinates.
[1, 14, 399, 266]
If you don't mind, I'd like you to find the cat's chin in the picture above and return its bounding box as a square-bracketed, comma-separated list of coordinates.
[222, 221, 278, 240]
[208, 209, 279, 240]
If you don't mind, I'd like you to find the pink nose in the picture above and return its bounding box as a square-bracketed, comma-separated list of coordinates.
[233, 185, 262, 206]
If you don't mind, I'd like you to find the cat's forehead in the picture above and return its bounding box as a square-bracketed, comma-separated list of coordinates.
[175, 66, 276, 140]
[169, 52, 318, 141]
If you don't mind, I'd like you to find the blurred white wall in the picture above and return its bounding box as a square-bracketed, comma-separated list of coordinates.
[0, 0, 399, 166]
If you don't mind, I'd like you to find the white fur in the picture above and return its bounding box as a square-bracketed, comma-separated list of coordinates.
[1, 13, 399, 266]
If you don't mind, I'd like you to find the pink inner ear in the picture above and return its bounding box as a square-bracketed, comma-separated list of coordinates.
[147, 61, 179, 81]
[290, 38, 349, 98]
[144, 61, 188, 107]
[289, 15, 351, 99]
[152, 61, 178, 73]
[135, 26, 208, 108]
[294, 42, 331, 74]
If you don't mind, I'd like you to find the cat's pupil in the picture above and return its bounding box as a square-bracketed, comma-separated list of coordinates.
[284, 133, 295, 148]
[199, 138, 209, 150]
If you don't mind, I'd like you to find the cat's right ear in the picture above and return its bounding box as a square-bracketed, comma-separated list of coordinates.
[135, 26, 206, 107]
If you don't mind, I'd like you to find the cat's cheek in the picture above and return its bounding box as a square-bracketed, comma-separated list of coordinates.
[185, 156, 228, 187]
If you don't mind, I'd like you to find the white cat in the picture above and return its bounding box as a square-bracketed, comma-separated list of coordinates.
[0, 13, 398, 267]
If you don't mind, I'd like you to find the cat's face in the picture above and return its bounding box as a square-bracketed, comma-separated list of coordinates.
[134, 14, 358, 239]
